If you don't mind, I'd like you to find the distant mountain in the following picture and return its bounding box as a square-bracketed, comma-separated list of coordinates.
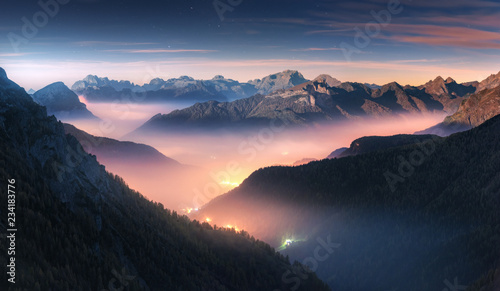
[326, 147, 348, 159]
[73, 79, 229, 103]
[27, 88, 36, 94]
[417, 82, 500, 136]
[33, 82, 99, 120]
[71, 74, 140, 91]
[248, 70, 309, 94]
[63, 123, 179, 166]
[72, 70, 311, 103]
[0, 67, 329, 291]
[416, 76, 476, 113]
[476, 71, 500, 92]
[130, 74, 477, 136]
[327, 134, 438, 159]
[314, 74, 342, 87]
[292, 157, 317, 166]
[202, 75, 258, 100]
[363, 83, 381, 89]
[194, 116, 500, 290]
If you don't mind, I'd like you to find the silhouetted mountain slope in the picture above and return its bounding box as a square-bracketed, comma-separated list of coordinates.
[33, 82, 98, 120]
[327, 134, 438, 159]
[326, 147, 348, 159]
[197, 115, 500, 290]
[63, 123, 179, 166]
[0, 67, 329, 291]
[418, 84, 500, 136]
[62, 123, 213, 209]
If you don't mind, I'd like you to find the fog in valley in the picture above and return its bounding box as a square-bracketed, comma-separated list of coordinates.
[67, 99, 445, 216]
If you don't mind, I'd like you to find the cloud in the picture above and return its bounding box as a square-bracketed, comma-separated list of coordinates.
[290, 47, 342, 52]
[384, 24, 500, 49]
[103, 49, 218, 54]
[73, 41, 157, 46]
[403, 0, 500, 8]
[0, 52, 42, 57]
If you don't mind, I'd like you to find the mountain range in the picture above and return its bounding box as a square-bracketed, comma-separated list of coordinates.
[418, 72, 500, 136]
[32, 82, 99, 121]
[0, 67, 329, 290]
[130, 74, 479, 136]
[71, 70, 309, 103]
[326, 134, 438, 159]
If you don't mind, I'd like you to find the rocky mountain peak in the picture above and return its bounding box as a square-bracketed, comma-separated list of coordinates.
[0, 67, 23, 92]
[445, 77, 455, 84]
[212, 75, 226, 80]
[83, 75, 106, 84]
[313, 74, 341, 87]
[382, 81, 403, 90]
[433, 76, 445, 83]
[477, 71, 500, 92]
[422, 76, 448, 95]
[149, 78, 165, 84]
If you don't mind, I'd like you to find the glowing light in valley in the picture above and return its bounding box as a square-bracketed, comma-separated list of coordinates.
[225, 224, 240, 232]
[205, 218, 211, 222]
[219, 181, 240, 187]
[182, 207, 199, 214]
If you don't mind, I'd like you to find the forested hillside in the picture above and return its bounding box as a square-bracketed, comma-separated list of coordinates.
[0, 68, 329, 290]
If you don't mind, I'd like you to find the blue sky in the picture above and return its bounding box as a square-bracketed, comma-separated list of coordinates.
[1, 0, 500, 89]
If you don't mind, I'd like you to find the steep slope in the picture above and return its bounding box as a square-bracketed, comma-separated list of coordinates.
[418, 85, 500, 136]
[327, 134, 438, 159]
[195, 116, 500, 290]
[326, 147, 348, 159]
[63, 123, 179, 165]
[476, 71, 500, 92]
[62, 123, 213, 209]
[33, 82, 98, 120]
[417, 76, 476, 113]
[0, 67, 329, 291]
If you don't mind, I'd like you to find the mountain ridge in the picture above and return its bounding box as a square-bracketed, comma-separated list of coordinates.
[33, 82, 99, 121]
[417, 83, 500, 136]
[71, 70, 311, 103]
[0, 67, 330, 291]
[195, 114, 500, 291]
[129, 73, 479, 136]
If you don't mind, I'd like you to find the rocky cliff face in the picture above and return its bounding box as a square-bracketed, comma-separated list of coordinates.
[417, 83, 500, 136]
[248, 70, 309, 94]
[476, 71, 500, 92]
[443, 86, 500, 128]
[0, 70, 108, 204]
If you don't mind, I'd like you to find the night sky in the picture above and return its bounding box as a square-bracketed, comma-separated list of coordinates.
[1, 0, 499, 89]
